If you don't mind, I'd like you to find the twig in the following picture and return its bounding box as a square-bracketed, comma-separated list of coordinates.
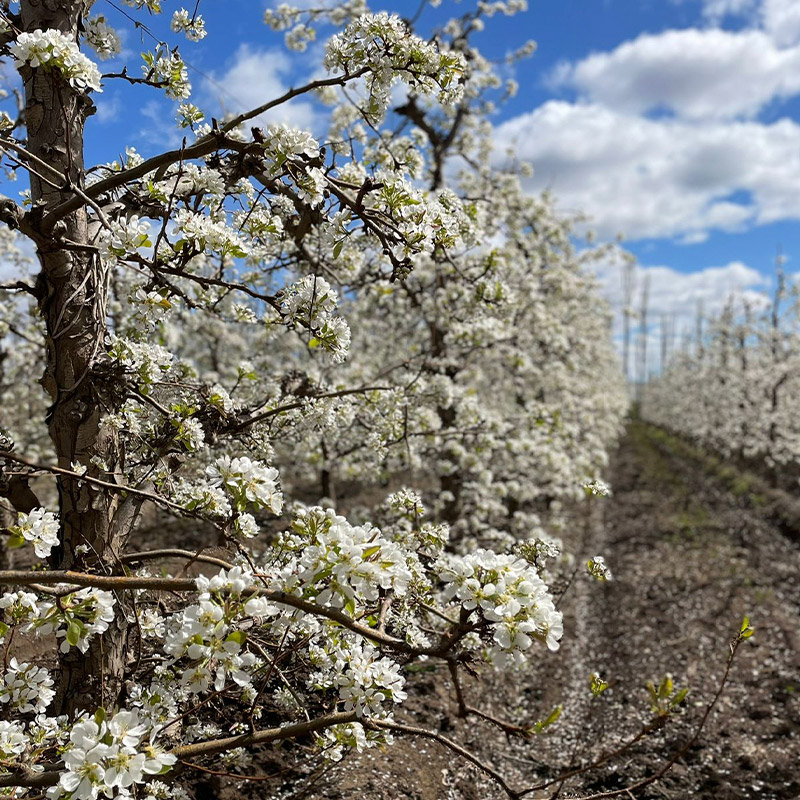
[364, 717, 520, 799]
[0, 450, 189, 516]
[41, 70, 370, 230]
[120, 548, 235, 570]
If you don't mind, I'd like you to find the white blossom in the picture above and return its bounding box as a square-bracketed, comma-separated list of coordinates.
[0, 658, 55, 713]
[83, 16, 122, 60]
[10, 29, 103, 92]
[7, 507, 59, 559]
[171, 9, 207, 41]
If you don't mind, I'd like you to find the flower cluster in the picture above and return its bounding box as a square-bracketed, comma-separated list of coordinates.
[310, 635, 406, 717]
[260, 124, 320, 169]
[171, 9, 207, 41]
[164, 567, 261, 694]
[584, 478, 611, 497]
[0, 719, 27, 759]
[36, 588, 116, 654]
[173, 478, 231, 519]
[205, 455, 283, 514]
[57, 710, 176, 799]
[171, 413, 206, 452]
[514, 536, 563, 576]
[437, 550, 563, 664]
[280, 275, 352, 361]
[108, 336, 174, 391]
[314, 721, 383, 763]
[172, 209, 247, 260]
[586, 556, 613, 582]
[324, 13, 465, 119]
[83, 16, 122, 60]
[276, 507, 414, 610]
[0, 658, 55, 713]
[10, 29, 103, 92]
[142, 47, 191, 99]
[6, 507, 59, 559]
[280, 275, 338, 326]
[97, 216, 151, 260]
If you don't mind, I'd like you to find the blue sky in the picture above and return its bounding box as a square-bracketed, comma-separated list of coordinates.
[9, 0, 800, 370]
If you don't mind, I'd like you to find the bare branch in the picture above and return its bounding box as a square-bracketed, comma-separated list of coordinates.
[120, 548, 235, 570]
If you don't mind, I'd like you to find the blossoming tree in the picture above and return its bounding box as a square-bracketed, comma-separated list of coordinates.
[0, 2, 632, 799]
[642, 272, 800, 482]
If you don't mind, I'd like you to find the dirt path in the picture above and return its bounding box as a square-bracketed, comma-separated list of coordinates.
[572, 422, 800, 799]
[282, 422, 800, 800]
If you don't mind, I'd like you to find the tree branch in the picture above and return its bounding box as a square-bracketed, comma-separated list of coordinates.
[0, 568, 417, 653]
[0, 450, 192, 517]
[40, 70, 369, 231]
[120, 548, 235, 570]
[171, 710, 359, 759]
[0, 712, 360, 790]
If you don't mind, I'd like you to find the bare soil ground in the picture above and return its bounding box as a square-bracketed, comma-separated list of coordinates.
[290, 421, 800, 800]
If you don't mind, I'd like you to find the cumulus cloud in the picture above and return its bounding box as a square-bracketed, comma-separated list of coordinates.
[494, 101, 800, 240]
[548, 28, 800, 121]
[203, 45, 320, 131]
[512, 0, 800, 244]
[762, 0, 800, 46]
[700, 0, 800, 45]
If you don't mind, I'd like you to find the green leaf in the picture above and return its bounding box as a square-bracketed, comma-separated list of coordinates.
[226, 630, 247, 645]
[590, 673, 609, 696]
[671, 687, 689, 707]
[531, 705, 563, 733]
[66, 620, 82, 647]
[333, 240, 344, 259]
[6, 533, 25, 550]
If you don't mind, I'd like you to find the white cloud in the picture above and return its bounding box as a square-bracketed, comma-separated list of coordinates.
[494, 101, 800, 240]
[701, 0, 758, 23]
[95, 94, 121, 125]
[514, 0, 800, 243]
[204, 45, 320, 132]
[700, 0, 800, 45]
[549, 28, 800, 121]
[592, 257, 771, 372]
[762, 0, 800, 46]
[596, 259, 768, 319]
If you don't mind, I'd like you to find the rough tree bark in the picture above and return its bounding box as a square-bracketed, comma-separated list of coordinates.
[20, 0, 138, 714]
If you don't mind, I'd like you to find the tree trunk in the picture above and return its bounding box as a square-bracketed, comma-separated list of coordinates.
[20, 0, 137, 714]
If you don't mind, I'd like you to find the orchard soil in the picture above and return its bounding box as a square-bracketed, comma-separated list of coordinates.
[270, 421, 800, 800]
